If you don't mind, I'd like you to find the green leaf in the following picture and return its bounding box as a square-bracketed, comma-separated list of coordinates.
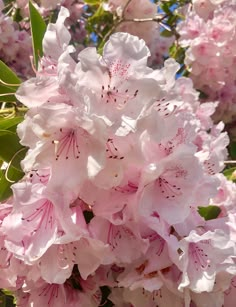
[228, 142, 236, 160]
[84, 0, 101, 5]
[0, 60, 21, 102]
[83, 210, 94, 224]
[13, 7, 23, 22]
[198, 206, 221, 221]
[167, 14, 179, 26]
[0, 292, 6, 307]
[98, 40, 106, 55]
[100, 286, 113, 307]
[169, 45, 186, 65]
[0, 167, 24, 202]
[1, 289, 16, 307]
[11, 147, 28, 171]
[161, 29, 174, 37]
[87, 4, 106, 23]
[198, 90, 209, 100]
[0, 130, 25, 170]
[0, 61, 21, 85]
[0, 117, 23, 131]
[29, 1, 47, 69]
[175, 64, 189, 77]
[223, 167, 236, 182]
[160, 2, 171, 14]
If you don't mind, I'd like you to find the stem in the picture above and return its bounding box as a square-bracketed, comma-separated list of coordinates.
[0, 107, 28, 115]
[122, 0, 133, 14]
[99, 0, 133, 48]
[101, 19, 122, 47]
[0, 79, 20, 87]
[123, 14, 166, 23]
[5, 147, 26, 184]
[99, 0, 167, 49]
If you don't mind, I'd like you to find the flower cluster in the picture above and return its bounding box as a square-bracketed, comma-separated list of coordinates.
[177, 1, 236, 124]
[15, 0, 86, 50]
[106, 0, 174, 67]
[0, 3, 32, 78]
[1, 6, 236, 307]
[16, 0, 83, 16]
[108, 0, 158, 45]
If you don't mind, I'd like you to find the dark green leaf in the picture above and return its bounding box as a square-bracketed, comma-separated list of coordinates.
[88, 5, 106, 23]
[13, 7, 23, 22]
[0, 167, 24, 202]
[228, 142, 236, 160]
[223, 167, 236, 182]
[83, 210, 94, 223]
[198, 206, 221, 221]
[167, 14, 179, 26]
[161, 29, 174, 37]
[100, 286, 113, 307]
[161, 2, 171, 14]
[169, 44, 176, 57]
[11, 147, 27, 171]
[0, 130, 25, 170]
[0, 61, 21, 85]
[169, 45, 186, 64]
[0, 289, 15, 307]
[84, 0, 101, 5]
[29, 1, 47, 69]
[176, 64, 189, 77]
[86, 3, 114, 50]
[0, 60, 21, 102]
[198, 90, 209, 100]
[0, 117, 23, 131]
[0, 292, 6, 307]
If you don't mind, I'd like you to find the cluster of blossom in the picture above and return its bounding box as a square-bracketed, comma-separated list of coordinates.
[0, 0, 32, 78]
[177, 0, 236, 125]
[16, 0, 79, 16]
[15, 0, 86, 50]
[1, 6, 236, 307]
[106, 0, 174, 67]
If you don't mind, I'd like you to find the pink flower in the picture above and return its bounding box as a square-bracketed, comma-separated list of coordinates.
[139, 145, 206, 225]
[76, 32, 162, 130]
[176, 229, 235, 293]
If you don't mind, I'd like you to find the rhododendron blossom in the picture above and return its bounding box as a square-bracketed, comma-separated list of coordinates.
[1, 5, 236, 307]
[177, 0, 236, 128]
[0, 4, 32, 77]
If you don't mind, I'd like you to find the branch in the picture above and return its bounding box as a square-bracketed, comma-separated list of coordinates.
[123, 14, 166, 23]
[0, 106, 27, 115]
